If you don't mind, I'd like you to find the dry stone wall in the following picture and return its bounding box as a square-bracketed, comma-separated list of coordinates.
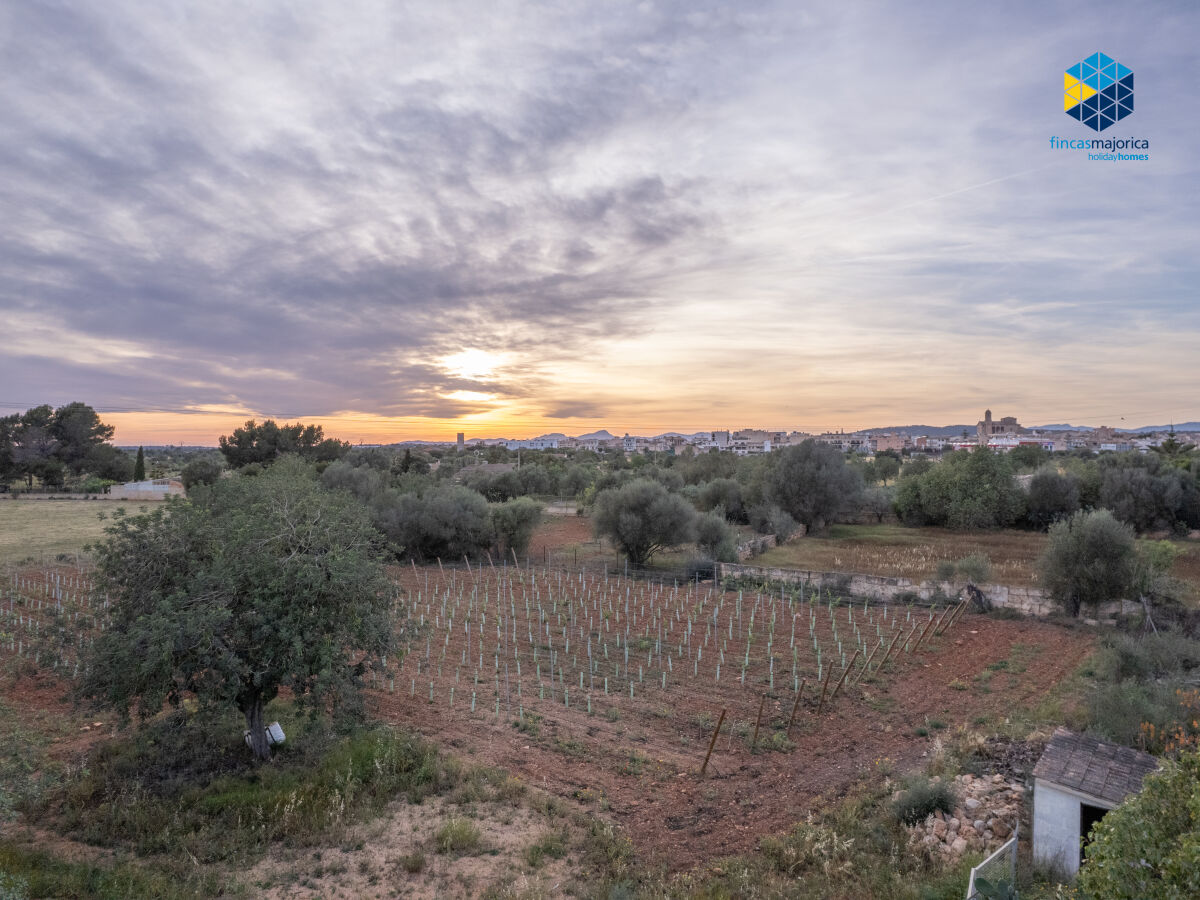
[908, 773, 1023, 858]
[716, 562, 1136, 620]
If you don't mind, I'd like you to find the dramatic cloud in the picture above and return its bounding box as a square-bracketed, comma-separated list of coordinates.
[1, 0, 1197, 441]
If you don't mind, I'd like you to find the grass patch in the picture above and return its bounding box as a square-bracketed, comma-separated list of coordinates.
[434, 817, 482, 855]
[37, 704, 451, 865]
[0, 701, 61, 823]
[0, 500, 154, 567]
[751, 524, 1048, 587]
[397, 851, 425, 873]
[525, 830, 568, 868]
[0, 843, 230, 900]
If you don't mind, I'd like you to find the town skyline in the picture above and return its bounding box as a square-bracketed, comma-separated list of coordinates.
[30, 404, 1193, 448]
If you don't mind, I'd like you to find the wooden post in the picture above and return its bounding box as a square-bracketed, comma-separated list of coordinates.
[931, 603, 953, 636]
[830, 648, 862, 702]
[938, 600, 967, 636]
[901, 621, 921, 653]
[787, 679, 807, 735]
[944, 599, 969, 633]
[876, 630, 903, 674]
[934, 601, 958, 635]
[910, 615, 937, 654]
[700, 707, 727, 776]
[854, 640, 882, 685]
[751, 694, 766, 750]
[815, 662, 835, 716]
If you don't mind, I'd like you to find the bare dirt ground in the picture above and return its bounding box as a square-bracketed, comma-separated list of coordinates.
[371, 611, 1094, 872]
[250, 796, 577, 900]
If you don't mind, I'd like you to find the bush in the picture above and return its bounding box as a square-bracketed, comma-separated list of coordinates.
[525, 830, 568, 867]
[489, 497, 542, 557]
[936, 554, 992, 584]
[1087, 680, 1182, 748]
[697, 478, 746, 523]
[891, 777, 956, 825]
[748, 503, 798, 540]
[1077, 750, 1200, 898]
[1099, 632, 1200, 683]
[374, 484, 493, 561]
[1038, 509, 1136, 616]
[695, 511, 737, 562]
[1025, 467, 1079, 529]
[179, 458, 223, 492]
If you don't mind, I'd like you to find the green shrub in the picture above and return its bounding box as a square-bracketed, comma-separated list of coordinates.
[525, 830, 568, 867]
[1088, 679, 1181, 747]
[892, 778, 956, 825]
[1078, 750, 1200, 898]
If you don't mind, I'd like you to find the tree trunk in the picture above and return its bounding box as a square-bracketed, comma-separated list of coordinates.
[244, 695, 270, 761]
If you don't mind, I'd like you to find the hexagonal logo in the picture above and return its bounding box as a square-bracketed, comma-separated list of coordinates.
[1064, 52, 1133, 132]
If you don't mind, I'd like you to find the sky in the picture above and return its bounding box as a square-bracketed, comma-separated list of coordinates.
[2, 1, 1198, 445]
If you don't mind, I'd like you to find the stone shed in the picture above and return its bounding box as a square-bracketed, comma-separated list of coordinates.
[1032, 727, 1159, 878]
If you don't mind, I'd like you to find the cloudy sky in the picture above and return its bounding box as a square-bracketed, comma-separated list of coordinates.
[2, 0, 1198, 443]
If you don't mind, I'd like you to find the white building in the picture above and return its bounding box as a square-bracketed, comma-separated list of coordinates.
[1032, 728, 1158, 879]
[504, 438, 559, 450]
[109, 479, 186, 500]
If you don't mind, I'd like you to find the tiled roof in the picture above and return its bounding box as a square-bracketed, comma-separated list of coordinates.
[1033, 727, 1160, 807]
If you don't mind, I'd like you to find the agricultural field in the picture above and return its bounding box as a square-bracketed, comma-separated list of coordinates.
[752, 523, 1200, 597]
[0, 500, 155, 569]
[374, 563, 1092, 868]
[0, 560, 1095, 881]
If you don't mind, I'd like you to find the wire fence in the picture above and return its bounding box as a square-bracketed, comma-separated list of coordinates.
[966, 824, 1018, 899]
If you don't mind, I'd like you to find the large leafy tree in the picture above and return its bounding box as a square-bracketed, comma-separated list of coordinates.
[0, 402, 129, 488]
[49, 401, 116, 474]
[80, 458, 396, 760]
[592, 478, 696, 567]
[895, 449, 1024, 529]
[767, 440, 862, 532]
[1037, 509, 1136, 617]
[10, 405, 62, 488]
[218, 419, 351, 468]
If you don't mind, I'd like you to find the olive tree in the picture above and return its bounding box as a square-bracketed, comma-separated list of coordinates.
[593, 478, 696, 567]
[490, 497, 543, 557]
[1037, 509, 1136, 617]
[79, 458, 396, 761]
[1025, 466, 1080, 529]
[767, 440, 862, 531]
[695, 511, 737, 562]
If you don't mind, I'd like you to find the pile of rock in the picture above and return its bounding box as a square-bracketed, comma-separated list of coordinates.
[911, 773, 1023, 857]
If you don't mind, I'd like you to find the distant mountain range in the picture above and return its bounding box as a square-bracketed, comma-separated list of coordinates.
[1031, 423, 1200, 434]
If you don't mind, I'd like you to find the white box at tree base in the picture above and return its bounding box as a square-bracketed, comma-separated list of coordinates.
[243, 721, 286, 748]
